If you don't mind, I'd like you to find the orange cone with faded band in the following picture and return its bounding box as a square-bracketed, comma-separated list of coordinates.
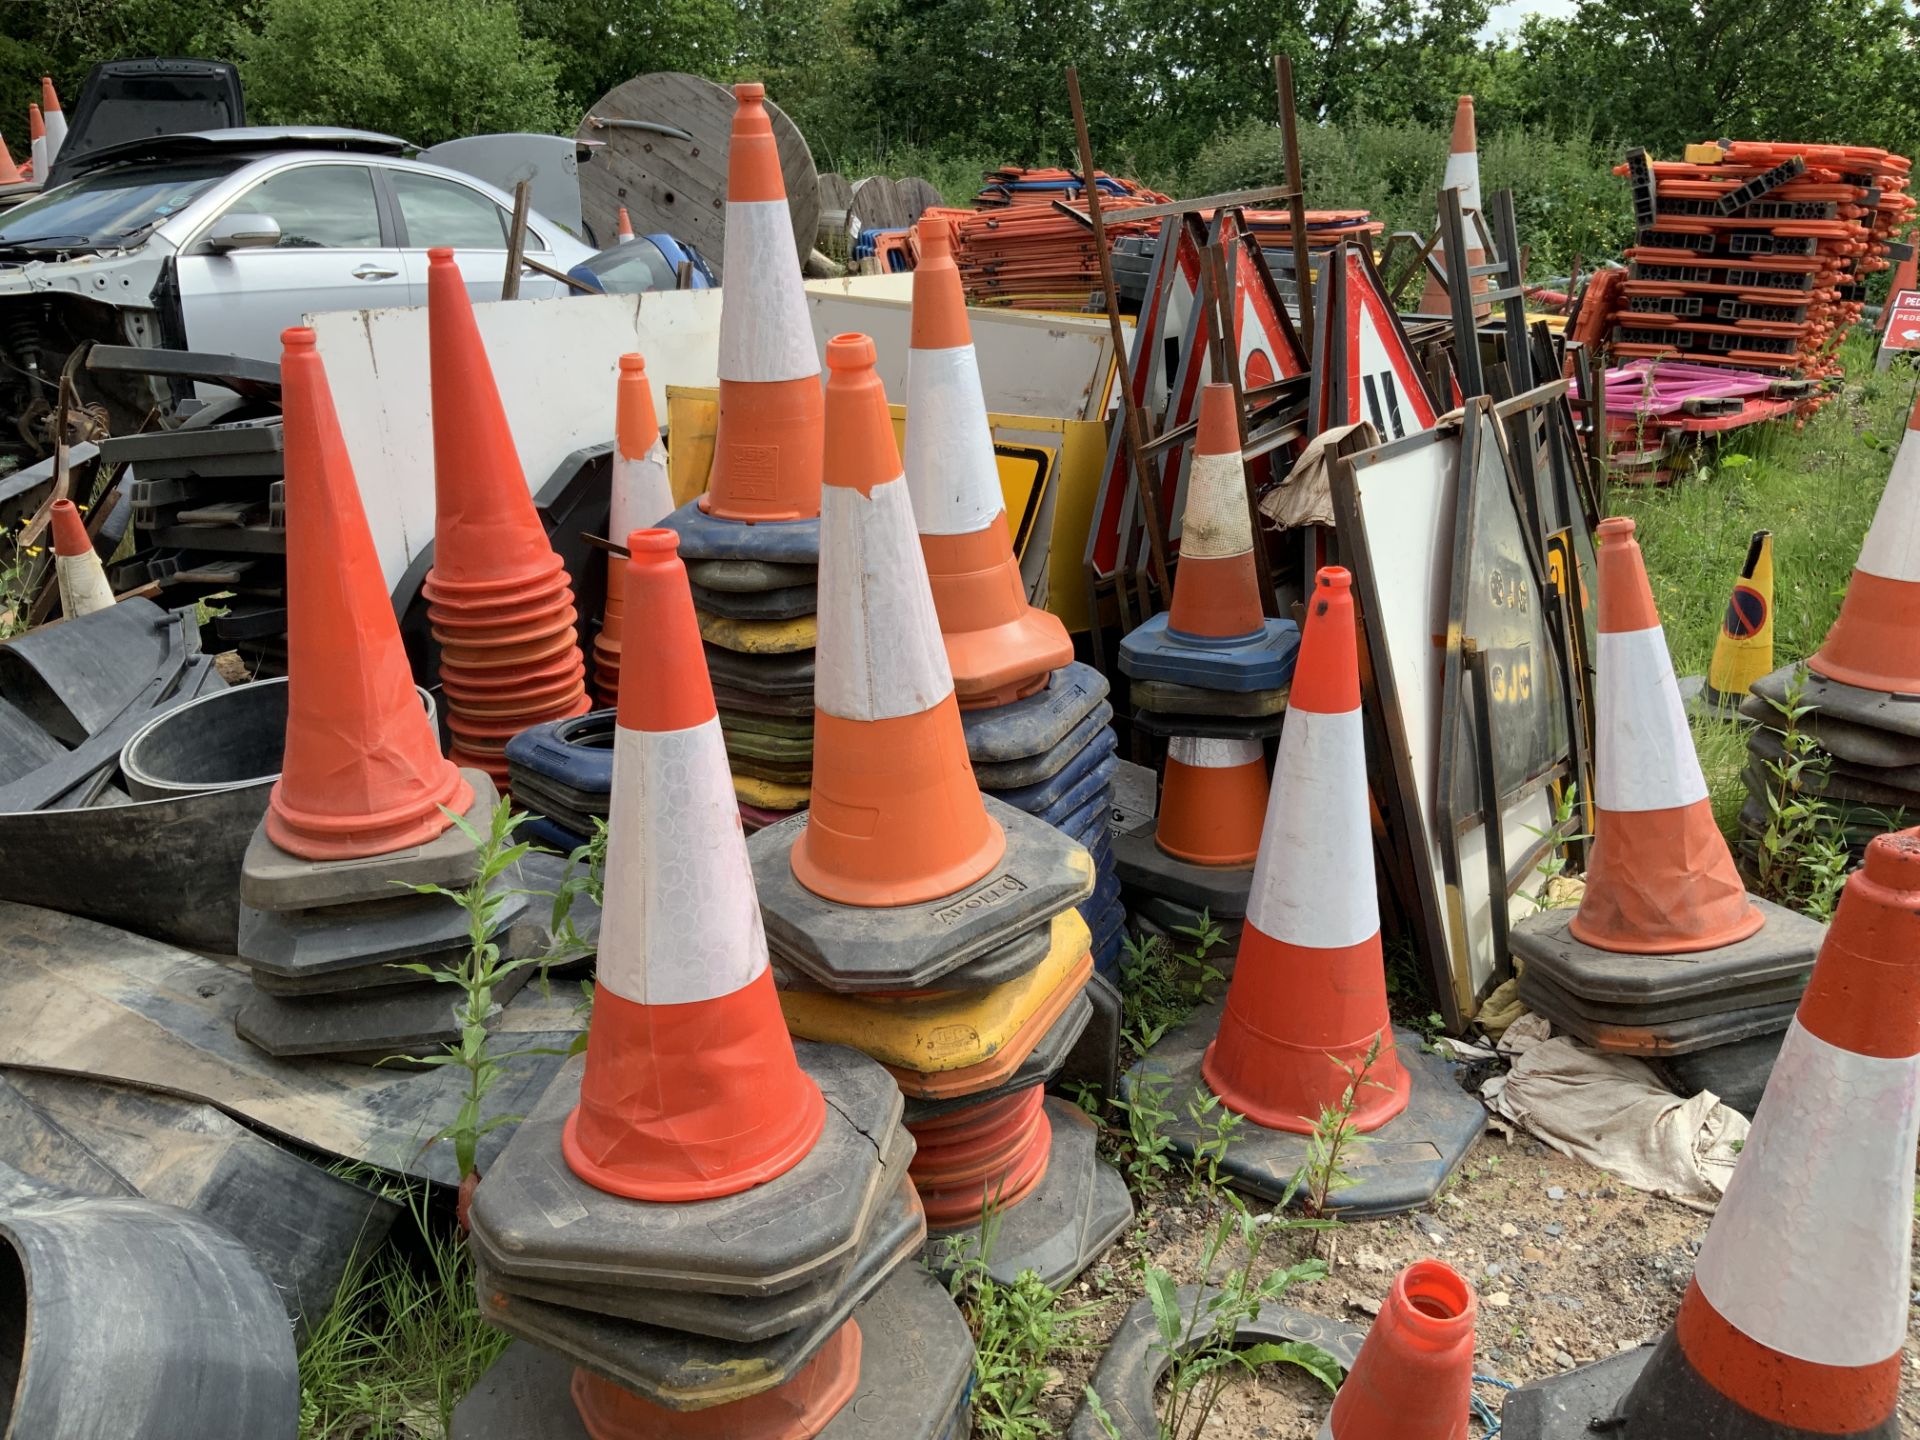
[593, 354, 673, 706]
[1418, 96, 1485, 317]
[704, 83, 823, 523]
[1570, 517, 1760, 953]
[1154, 736, 1267, 866]
[1166, 383, 1264, 641]
[49, 500, 114, 619]
[615, 206, 635, 243]
[564, 528, 826, 1201]
[791, 333, 1005, 906]
[1325, 1261, 1477, 1440]
[0, 135, 21, 187]
[269, 327, 473, 861]
[1808, 394, 1920, 695]
[1203, 568, 1410, 1131]
[905, 216, 1072, 707]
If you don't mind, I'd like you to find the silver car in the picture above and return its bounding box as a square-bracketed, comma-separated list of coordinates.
[0, 127, 595, 455]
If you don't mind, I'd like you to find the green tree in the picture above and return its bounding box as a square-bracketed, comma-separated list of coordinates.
[517, 0, 742, 115]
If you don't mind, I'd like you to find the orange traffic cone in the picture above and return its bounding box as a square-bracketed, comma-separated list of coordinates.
[907, 1087, 1052, 1226]
[593, 353, 673, 707]
[615, 206, 635, 243]
[571, 1321, 861, 1437]
[49, 499, 114, 619]
[790, 332, 1005, 906]
[38, 78, 63, 166]
[1807, 393, 1920, 695]
[905, 216, 1071, 707]
[564, 528, 826, 1200]
[1418, 97, 1485, 317]
[269, 327, 473, 861]
[1167, 383, 1264, 641]
[704, 83, 822, 524]
[1509, 826, 1920, 1438]
[1324, 1261, 1477, 1439]
[422, 247, 589, 781]
[1154, 736, 1268, 865]
[27, 104, 44, 180]
[0, 134, 21, 186]
[1569, 517, 1760, 953]
[1203, 567, 1411, 1131]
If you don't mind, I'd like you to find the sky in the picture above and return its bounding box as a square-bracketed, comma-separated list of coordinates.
[1481, 0, 1579, 37]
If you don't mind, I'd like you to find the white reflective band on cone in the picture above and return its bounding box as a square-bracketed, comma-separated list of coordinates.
[1168, 735, 1263, 768]
[1693, 1019, 1919, 1366]
[1247, 706, 1377, 949]
[718, 201, 819, 383]
[905, 345, 1003, 536]
[1595, 626, 1709, 813]
[1442, 149, 1481, 211]
[610, 442, 673, 539]
[817, 476, 954, 721]
[1179, 452, 1254, 559]
[55, 555, 115, 618]
[596, 718, 770, 1006]
[1853, 434, 1920, 583]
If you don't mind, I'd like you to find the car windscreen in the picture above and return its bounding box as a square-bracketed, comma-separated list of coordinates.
[0, 159, 242, 252]
[581, 241, 679, 294]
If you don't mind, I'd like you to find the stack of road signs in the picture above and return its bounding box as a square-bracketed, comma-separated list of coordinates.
[1606, 140, 1914, 389]
[231, 329, 535, 1065]
[925, 178, 1166, 311]
[660, 84, 824, 832]
[750, 334, 1130, 1288]
[455, 529, 974, 1440]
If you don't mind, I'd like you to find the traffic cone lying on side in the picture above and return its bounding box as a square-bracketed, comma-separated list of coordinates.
[38, 78, 63, 167]
[49, 500, 113, 619]
[1808, 393, 1920, 695]
[1502, 826, 1920, 1439]
[1419, 95, 1485, 317]
[1320, 1261, 1478, 1440]
[1510, 517, 1825, 1058]
[615, 206, 635, 243]
[421, 247, 589, 783]
[905, 216, 1071, 708]
[457, 529, 970, 1440]
[1119, 567, 1484, 1215]
[592, 354, 672, 707]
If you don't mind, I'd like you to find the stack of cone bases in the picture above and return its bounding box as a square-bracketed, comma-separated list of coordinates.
[1512, 517, 1826, 1086]
[591, 353, 673, 708]
[421, 247, 589, 784]
[1502, 826, 1920, 1440]
[1319, 1261, 1478, 1440]
[1113, 384, 1287, 942]
[660, 82, 823, 831]
[1117, 568, 1484, 1216]
[747, 334, 1129, 1287]
[454, 529, 972, 1440]
[1418, 96, 1487, 318]
[232, 327, 535, 1066]
[49, 499, 114, 619]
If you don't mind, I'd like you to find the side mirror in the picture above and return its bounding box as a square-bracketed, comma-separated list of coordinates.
[204, 212, 281, 252]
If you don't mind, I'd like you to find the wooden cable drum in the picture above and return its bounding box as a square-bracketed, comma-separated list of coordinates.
[895, 177, 945, 225]
[575, 71, 820, 277]
[817, 172, 854, 253]
[847, 175, 912, 235]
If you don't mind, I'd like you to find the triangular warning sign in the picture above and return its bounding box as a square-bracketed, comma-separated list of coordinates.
[1309, 242, 1440, 441]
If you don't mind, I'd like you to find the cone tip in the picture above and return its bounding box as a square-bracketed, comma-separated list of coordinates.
[427, 246, 456, 267]
[1316, 565, 1353, 594]
[50, 499, 89, 557]
[735, 81, 766, 103]
[281, 325, 316, 352]
[1863, 827, 1920, 889]
[1597, 515, 1636, 541]
[1196, 383, 1240, 456]
[826, 332, 876, 371]
[917, 215, 953, 260]
[627, 527, 680, 561]
[1392, 1259, 1476, 1333]
[620, 352, 647, 375]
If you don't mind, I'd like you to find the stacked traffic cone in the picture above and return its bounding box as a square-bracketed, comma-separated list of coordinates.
[232, 327, 536, 1064]
[591, 354, 672, 708]
[455, 530, 972, 1440]
[1683, 529, 1773, 715]
[1809, 392, 1920, 696]
[1512, 517, 1825, 1090]
[37, 79, 62, 168]
[1122, 568, 1484, 1215]
[27, 105, 43, 181]
[421, 248, 589, 785]
[49, 500, 113, 619]
[1116, 384, 1289, 942]
[0, 135, 22, 187]
[1320, 1261, 1478, 1439]
[661, 82, 823, 832]
[615, 206, 635, 243]
[749, 334, 1130, 1286]
[1502, 825, 1920, 1439]
[1418, 96, 1486, 317]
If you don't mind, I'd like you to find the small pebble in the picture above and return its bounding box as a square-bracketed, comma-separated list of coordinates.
[1485, 1261, 1504, 1278]
[1555, 1350, 1576, 1369]
[1545, 1223, 1564, 1237]
[1547, 1186, 1567, 1202]
[1499, 1222, 1520, 1238]
[1486, 1290, 1511, 1308]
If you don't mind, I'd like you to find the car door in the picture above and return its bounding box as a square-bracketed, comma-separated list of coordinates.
[384, 167, 566, 304]
[172, 160, 409, 362]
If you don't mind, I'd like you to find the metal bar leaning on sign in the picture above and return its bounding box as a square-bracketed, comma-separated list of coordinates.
[1440, 189, 1484, 399]
[502, 179, 532, 302]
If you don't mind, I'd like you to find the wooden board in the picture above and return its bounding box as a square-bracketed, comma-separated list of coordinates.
[576, 71, 819, 275]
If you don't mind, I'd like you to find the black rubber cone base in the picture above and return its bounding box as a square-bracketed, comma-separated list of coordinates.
[684, 557, 818, 593]
[473, 1172, 923, 1407]
[1498, 1346, 1652, 1436]
[1750, 661, 1920, 737]
[1054, 969, 1122, 1104]
[1510, 899, 1821, 1005]
[1127, 676, 1289, 716]
[1518, 969, 1798, 1057]
[239, 769, 499, 912]
[1739, 691, 1920, 768]
[468, 1042, 900, 1299]
[451, 1265, 974, 1440]
[235, 960, 535, 1064]
[773, 910, 1054, 995]
[1130, 707, 1286, 740]
[660, 500, 820, 566]
[1068, 1285, 1367, 1440]
[1123, 1008, 1483, 1218]
[749, 796, 1096, 989]
[962, 662, 1110, 765]
[1112, 820, 1255, 919]
[715, 684, 815, 718]
[236, 887, 528, 980]
[689, 581, 817, 620]
[973, 702, 1115, 791]
[901, 992, 1093, 1124]
[924, 1097, 1131, 1288]
[703, 644, 815, 696]
[1652, 1031, 1783, 1115]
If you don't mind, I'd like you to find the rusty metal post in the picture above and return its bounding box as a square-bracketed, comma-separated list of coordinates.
[1273, 55, 1314, 353]
[502, 180, 532, 301]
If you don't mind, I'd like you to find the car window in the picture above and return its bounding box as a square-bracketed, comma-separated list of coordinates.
[390, 172, 509, 250]
[0, 159, 241, 250]
[585, 241, 679, 294]
[226, 165, 381, 248]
